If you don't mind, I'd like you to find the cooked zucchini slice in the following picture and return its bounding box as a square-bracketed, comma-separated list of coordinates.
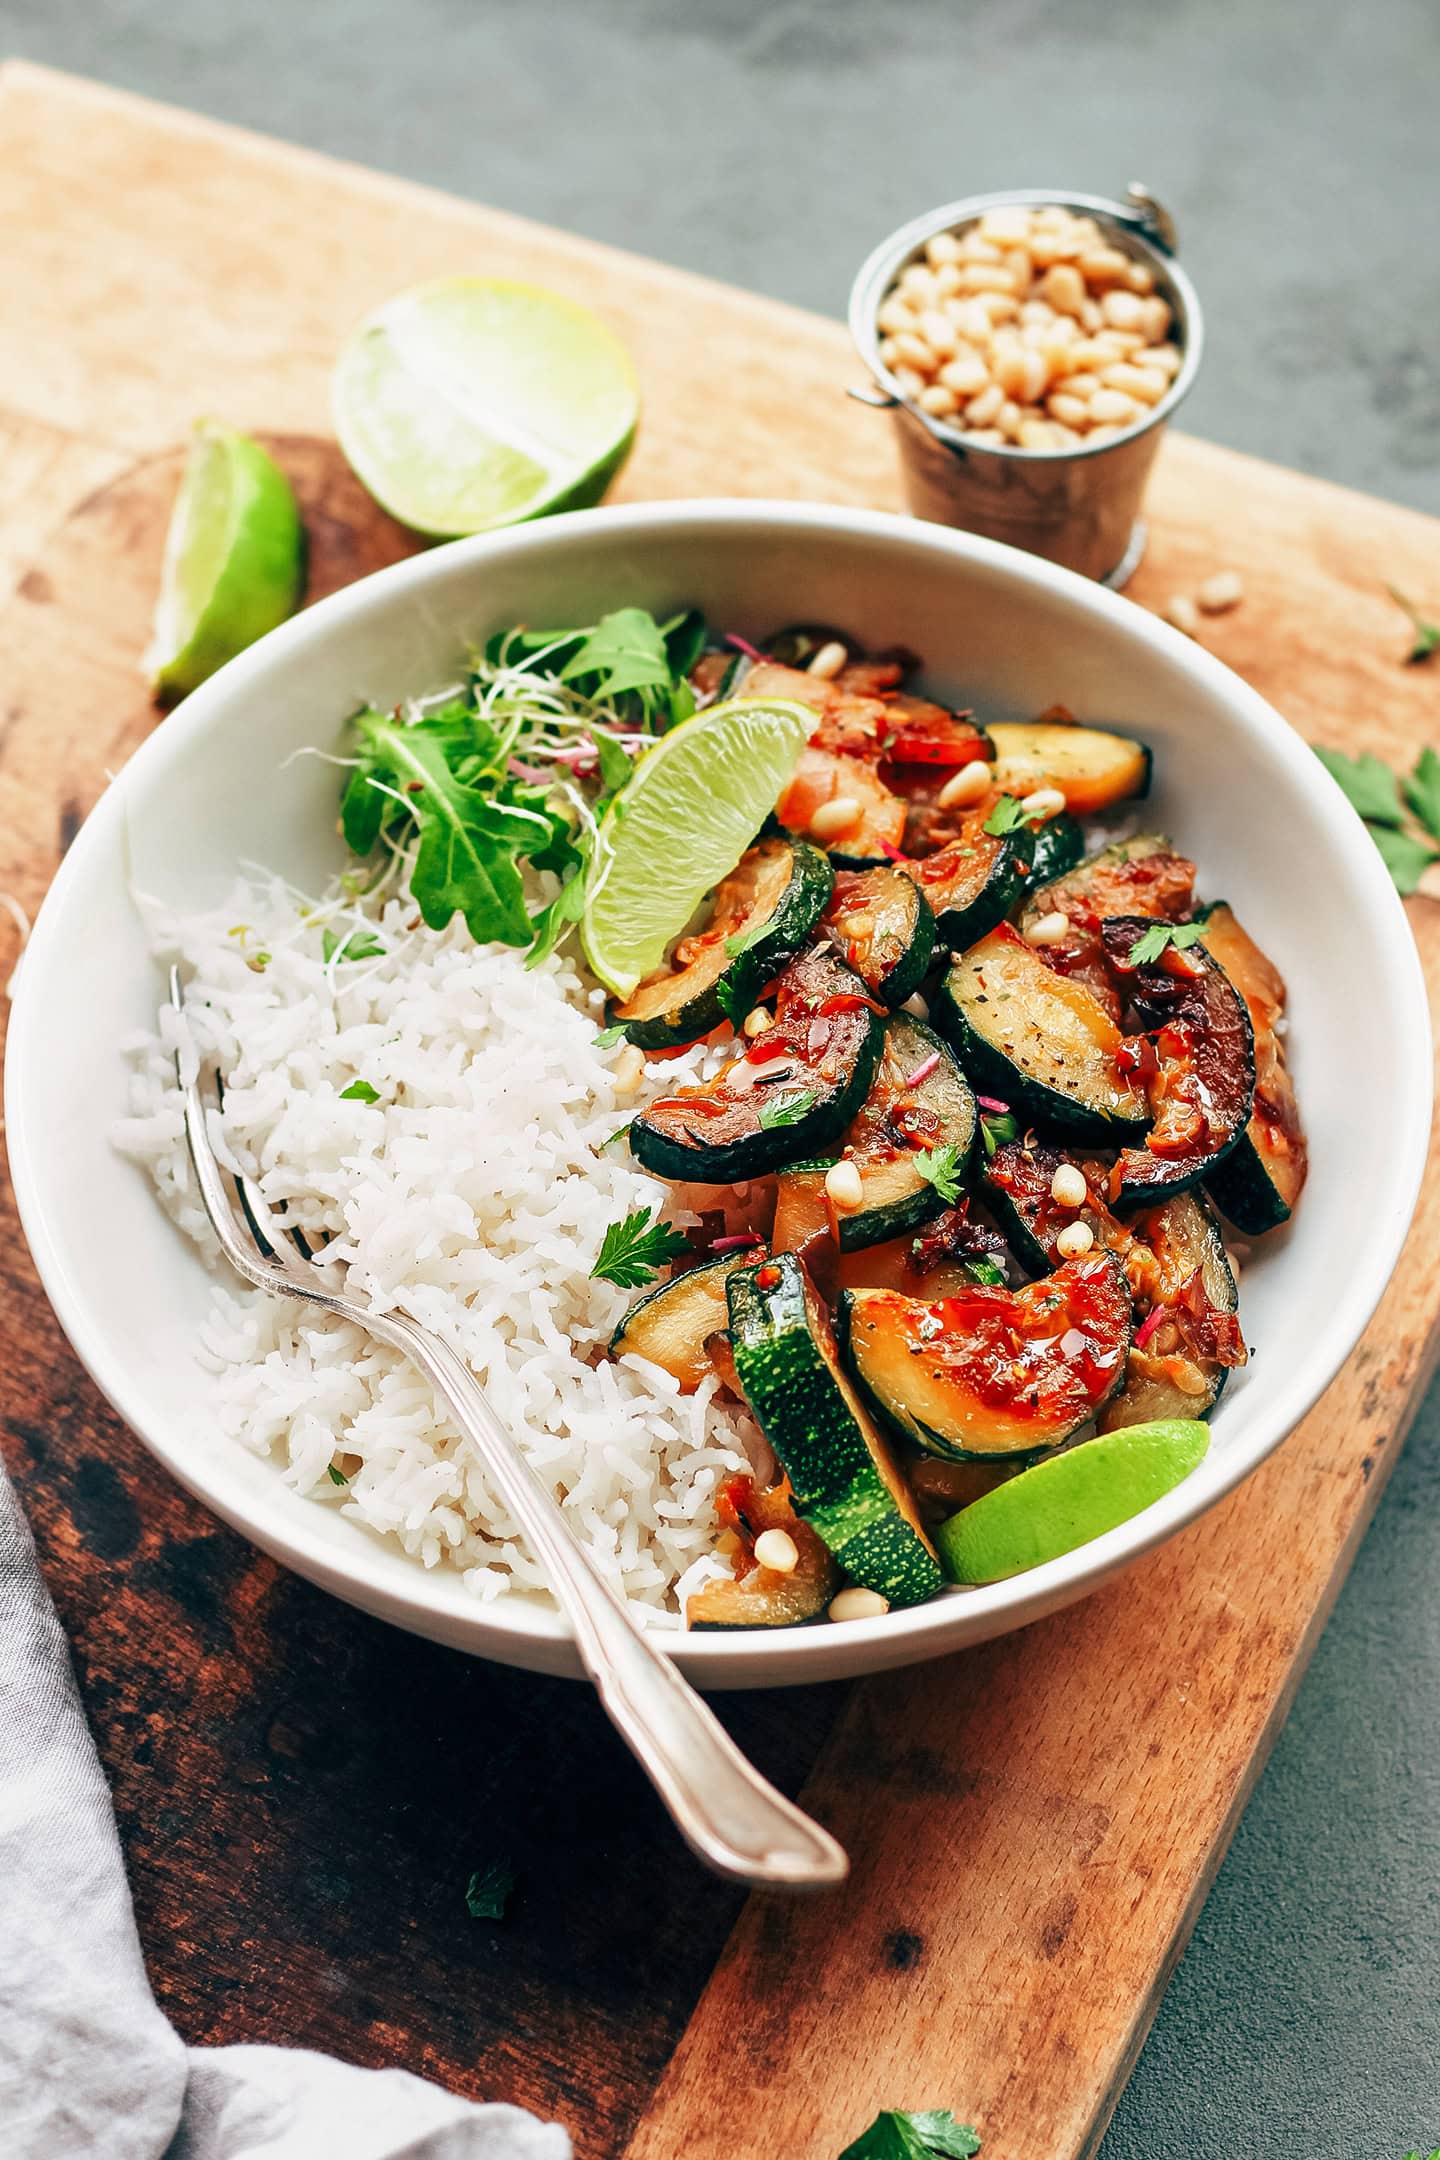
[988, 720, 1151, 814]
[1100, 917, 1256, 1204]
[823, 866, 936, 1008]
[1100, 1191, 1244, 1428]
[614, 838, 833, 1049]
[726, 1253, 942, 1607]
[936, 926, 1151, 1140]
[687, 1475, 838, 1628]
[776, 743, 906, 865]
[1197, 902, 1308, 1233]
[982, 1138, 1113, 1277]
[910, 814, 1036, 949]
[628, 946, 885, 1183]
[841, 1251, 1133, 1460]
[1019, 833, 1191, 933]
[610, 1250, 759, 1391]
[1026, 810, 1085, 890]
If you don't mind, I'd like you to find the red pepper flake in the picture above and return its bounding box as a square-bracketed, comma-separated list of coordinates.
[648, 1093, 729, 1119]
[755, 1262, 782, 1291]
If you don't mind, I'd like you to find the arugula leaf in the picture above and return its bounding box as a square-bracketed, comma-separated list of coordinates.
[590, 1207, 691, 1288]
[1314, 746, 1405, 828]
[591, 729, 633, 795]
[326, 1464, 349, 1487]
[1125, 920, 1205, 966]
[323, 926, 387, 965]
[562, 608, 674, 705]
[715, 973, 746, 1028]
[982, 794, 1027, 836]
[662, 608, 709, 682]
[339, 1080, 380, 1103]
[978, 1109, 1018, 1160]
[669, 678, 697, 726]
[1404, 745, 1440, 846]
[757, 1087, 817, 1131]
[1369, 822, 1439, 895]
[526, 864, 589, 970]
[915, 1142, 966, 1204]
[838, 2108, 981, 2160]
[1388, 585, 1440, 664]
[464, 1857, 514, 1921]
[593, 1023, 628, 1049]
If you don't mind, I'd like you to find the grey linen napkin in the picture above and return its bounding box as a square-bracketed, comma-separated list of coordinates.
[0, 1459, 571, 2160]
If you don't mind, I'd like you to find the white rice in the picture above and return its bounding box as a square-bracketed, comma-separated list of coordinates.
[113, 874, 765, 1621]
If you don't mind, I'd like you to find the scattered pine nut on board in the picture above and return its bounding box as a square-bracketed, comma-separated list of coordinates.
[1, 59, 1439, 2160]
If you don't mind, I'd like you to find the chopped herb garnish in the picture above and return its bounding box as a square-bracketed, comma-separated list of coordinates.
[914, 1141, 966, 1204]
[339, 1079, 380, 1103]
[756, 1088, 817, 1131]
[326, 1464, 349, 1487]
[839, 2108, 981, 2160]
[979, 1109, 1018, 1160]
[464, 1857, 515, 1921]
[715, 973, 746, 1027]
[1125, 920, 1205, 966]
[965, 1258, 1008, 1287]
[982, 794, 1028, 836]
[590, 1206, 691, 1288]
[1314, 743, 1440, 893]
[593, 1022, 628, 1049]
[323, 925, 387, 964]
[598, 1119, 633, 1155]
[722, 917, 772, 960]
[1388, 584, 1440, 665]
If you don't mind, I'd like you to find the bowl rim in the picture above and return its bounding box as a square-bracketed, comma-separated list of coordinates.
[7, 496, 1431, 1678]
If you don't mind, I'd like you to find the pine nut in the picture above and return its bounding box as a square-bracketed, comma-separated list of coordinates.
[809, 796, 862, 840]
[979, 206, 1034, 245]
[1126, 260, 1156, 294]
[918, 383, 960, 418]
[964, 383, 1005, 428]
[1041, 263, 1087, 317]
[891, 365, 926, 398]
[926, 230, 964, 267]
[1163, 594, 1201, 636]
[1100, 289, 1147, 331]
[891, 331, 937, 373]
[1048, 392, 1091, 430]
[918, 309, 960, 357]
[1025, 909, 1071, 947]
[938, 758, 993, 809]
[1079, 246, 1131, 288]
[1170, 1358, 1212, 1399]
[899, 263, 941, 306]
[939, 352, 991, 398]
[825, 1159, 865, 1212]
[1088, 390, 1140, 427]
[1101, 363, 1168, 405]
[753, 1528, 799, 1574]
[828, 1586, 890, 1623]
[1020, 786, 1067, 819]
[962, 428, 1007, 446]
[959, 263, 1019, 295]
[1197, 570, 1245, 613]
[877, 296, 918, 337]
[1018, 419, 1061, 450]
[1050, 1162, 1089, 1208]
[1056, 1220, 1096, 1258]
[742, 1006, 772, 1038]
[807, 639, 849, 678]
[997, 398, 1024, 440]
[612, 1045, 646, 1092]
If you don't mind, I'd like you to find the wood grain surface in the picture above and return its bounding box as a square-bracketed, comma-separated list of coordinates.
[1, 58, 1437, 2160]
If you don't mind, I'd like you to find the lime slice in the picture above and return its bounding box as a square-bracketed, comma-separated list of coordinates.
[581, 697, 817, 997]
[331, 276, 638, 537]
[936, 1418, 1211, 1585]
[145, 422, 305, 702]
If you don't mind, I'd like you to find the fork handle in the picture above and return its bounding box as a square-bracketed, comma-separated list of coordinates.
[369, 1313, 848, 1890]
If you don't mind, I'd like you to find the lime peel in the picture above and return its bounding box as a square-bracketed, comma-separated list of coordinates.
[580, 696, 818, 997]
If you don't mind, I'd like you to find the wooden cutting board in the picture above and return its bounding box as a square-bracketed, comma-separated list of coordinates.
[2, 59, 1438, 2160]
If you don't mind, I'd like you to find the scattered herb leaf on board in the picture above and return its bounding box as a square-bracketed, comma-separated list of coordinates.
[1125, 920, 1205, 966]
[326, 1464, 349, 1487]
[915, 1141, 966, 1204]
[1387, 584, 1440, 664]
[838, 2109, 981, 2160]
[1315, 744, 1440, 893]
[464, 1857, 515, 1921]
[756, 1087, 818, 1131]
[590, 1207, 691, 1289]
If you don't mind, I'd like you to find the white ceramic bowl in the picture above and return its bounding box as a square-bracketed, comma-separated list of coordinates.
[8, 502, 1430, 1687]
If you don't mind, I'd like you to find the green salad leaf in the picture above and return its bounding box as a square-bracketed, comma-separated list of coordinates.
[323, 926, 387, 964]
[339, 1079, 380, 1103]
[838, 2108, 981, 2160]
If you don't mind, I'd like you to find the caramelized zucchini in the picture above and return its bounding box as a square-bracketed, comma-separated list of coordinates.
[1197, 902, 1308, 1233]
[910, 813, 1036, 950]
[614, 838, 833, 1049]
[1019, 832, 1194, 939]
[1026, 810, 1086, 890]
[988, 720, 1151, 814]
[823, 866, 936, 1008]
[936, 926, 1151, 1140]
[628, 946, 884, 1183]
[841, 1251, 1133, 1459]
[610, 1250, 759, 1390]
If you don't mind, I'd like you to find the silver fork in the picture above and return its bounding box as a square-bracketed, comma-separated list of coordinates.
[167, 967, 847, 1890]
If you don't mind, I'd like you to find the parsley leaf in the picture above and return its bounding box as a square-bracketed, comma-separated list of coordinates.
[838, 2108, 981, 2160]
[590, 1207, 691, 1288]
[464, 1857, 514, 1921]
[915, 1141, 966, 1204]
[326, 1464, 349, 1487]
[1388, 584, 1440, 665]
[978, 1109, 1018, 1160]
[982, 794, 1027, 836]
[323, 926, 387, 965]
[1369, 822, 1439, 895]
[1126, 920, 1205, 966]
[1314, 746, 1405, 828]
[593, 1023, 628, 1049]
[756, 1087, 817, 1130]
[339, 1080, 380, 1103]
[1404, 745, 1440, 846]
[715, 974, 746, 1027]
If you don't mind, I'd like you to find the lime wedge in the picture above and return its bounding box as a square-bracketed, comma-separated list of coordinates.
[331, 276, 638, 537]
[936, 1418, 1211, 1585]
[145, 422, 305, 702]
[581, 697, 817, 997]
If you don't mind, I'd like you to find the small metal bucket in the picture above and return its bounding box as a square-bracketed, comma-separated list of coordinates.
[848, 184, 1203, 586]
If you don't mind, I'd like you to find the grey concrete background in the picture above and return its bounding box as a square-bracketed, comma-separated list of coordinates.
[5, 0, 1440, 2149]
